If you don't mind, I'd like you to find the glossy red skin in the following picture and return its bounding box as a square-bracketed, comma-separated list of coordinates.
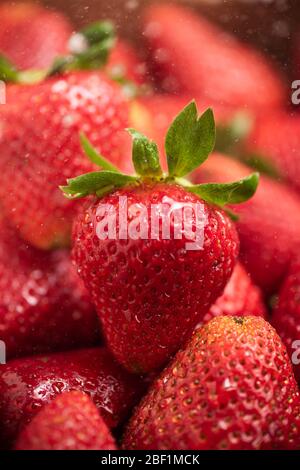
[0, 71, 130, 249]
[142, 4, 285, 110]
[0, 347, 145, 449]
[72, 183, 239, 374]
[191, 154, 300, 295]
[15, 391, 116, 450]
[0, 2, 72, 70]
[123, 316, 300, 450]
[246, 112, 300, 193]
[272, 259, 300, 382]
[203, 263, 266, 325]
[107, 39, 147, 85]
[0, 215, 98, 359]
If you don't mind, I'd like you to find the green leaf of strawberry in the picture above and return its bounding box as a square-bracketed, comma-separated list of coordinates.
[80, 133, 120, 172]
[185, 173, 259, 207]
[60, 171, 138, 199]
[0, 54, 18, 82]
[127, 129, 163, 178]
[165, 101, 215, 178]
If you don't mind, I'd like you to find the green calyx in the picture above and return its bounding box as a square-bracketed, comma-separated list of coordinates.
[60, 101, 259, 219]
[0, 21, 116, 85]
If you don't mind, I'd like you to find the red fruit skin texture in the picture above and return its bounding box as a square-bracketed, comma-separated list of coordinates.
[142, 4, 285, 110]
[0, 215, 98, 359]
[72, 183, 239, 374]
[0, 347, 145, 449]
[246, 112, 300, 193]
[0, 71, 130, 249]
[272, 258, 300, 382]
[0, 2, 72, 70]
[123, 316, 300, 450]
[203, 262, 267, 325]
[15, 391, 117, 450]
[191, 153, 300, 295]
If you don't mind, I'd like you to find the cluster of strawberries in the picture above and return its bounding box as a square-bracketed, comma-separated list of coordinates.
[0, 1, 300, 451]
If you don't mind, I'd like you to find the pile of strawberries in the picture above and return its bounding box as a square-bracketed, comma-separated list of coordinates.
[0, 1, 300, 451]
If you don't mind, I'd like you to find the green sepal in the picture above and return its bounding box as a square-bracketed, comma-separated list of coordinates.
[60, 171, 138, 199]
[127, 129, 163, 178]
[79, 133, 120, 172]
[165, 101, 215, 178]
[0, 55, 18, 82]
[48, 21, 116, 77]
[184, 172, 259, 208]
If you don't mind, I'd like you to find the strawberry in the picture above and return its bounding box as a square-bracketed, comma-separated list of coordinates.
[272, 258, 300, 382]
[62, 102, 258, 373]
[0, 22, 131, 249]
[15, 391, 116, 450]
[203, 262, 267, 325]
[0, 2, 72, 70]
[142, 4, 285, 110]
[0, 347, 145, 449]
[122, 316, 300, 450]
[191, 153, 300, 294]
[0, 214, 98, 359]
[245, 111, 300, 193]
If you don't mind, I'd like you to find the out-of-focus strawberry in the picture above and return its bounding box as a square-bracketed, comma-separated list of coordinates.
[245, 112, 300, 193]
[272, 258, 300, 382]
[203, 262, 267, 325]
[0, 213, 98, 359]
[15, 391, 116, 450]
[191, 153, 300, 294]
[0, 347, 145, 449]
[107, 39, 146, 85]
[0, 2, 72, 70]
[142, 4, 286, 110]
[123, 316, 300, 450]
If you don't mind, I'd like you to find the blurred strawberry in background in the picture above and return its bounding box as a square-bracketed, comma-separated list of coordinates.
[0, 2, 73, 70]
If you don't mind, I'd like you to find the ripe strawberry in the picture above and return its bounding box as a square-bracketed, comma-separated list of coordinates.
[0, 20, 132, 250]
[15, 391, 116, 450]
[0, 71, 129, 249]
[272, 258, 300, 382]
[0, 214, 98, 359]
[142, 4, 285, 109]
[203, 262, 266, 325]
[63, 102, 258, 373]
[0, 2, 72, 70]
[122, 316, 300, 450]
[0, 347, 145, 449]
[191, 153, 300, 294]
[245, 112, 300, 193]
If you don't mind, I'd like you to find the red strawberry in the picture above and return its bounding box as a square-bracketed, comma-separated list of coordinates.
[245, 111, 300, 193]
[272, 258, 300, 382]
[203, 262, 267, 325]
[107, 39, 147, 85]
[0, 70, 130, 249]
[0, 214, 98, 359]
[191, 153, 300, 294]
[64, 102, 258, 373]
[15, 391, 116, 450]
[0, 2, 72, 70]
[122, 316, 300, 450]
[142, 4, 285, 110]
[0, 347, 145, 449]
